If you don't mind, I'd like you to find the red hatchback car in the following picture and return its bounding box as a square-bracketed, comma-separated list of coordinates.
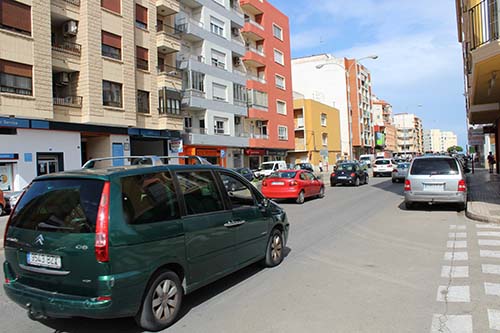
[261, 170, 325, 204]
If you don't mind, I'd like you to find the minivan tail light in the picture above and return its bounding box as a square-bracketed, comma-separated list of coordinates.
[404, 180, 411, 191]
[95, 182, 110, 263]
[458, 180, 466, 192]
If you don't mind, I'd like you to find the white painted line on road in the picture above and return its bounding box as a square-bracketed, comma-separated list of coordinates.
[447, 241, 467, 249]
[450, 225, 467, 230]
[488, 309, 500, 330]
[482, 265, 500, 275]
[444, 252, 468, 261]
[478, 232, 500, 237]
[485, 283, 500, 296]
[480, 250, 500, 259]
[479, 240, 500, 247]
[476, 224, 500, 229]
[448, 232, 467, 238]
[441, 266, 469, 278]
[431, 314, 472, 333]
[436, 286, 470, 302]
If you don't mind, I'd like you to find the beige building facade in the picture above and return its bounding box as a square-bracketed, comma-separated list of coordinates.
[393, 113, 424, 156]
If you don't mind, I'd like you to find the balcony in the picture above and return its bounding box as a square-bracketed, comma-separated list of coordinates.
[179, 0, 201, 9]
[157, 64, 182, 89]
[53, 96, 82, 108]
[157, 0, 180, 16]
[156, 25, 181, 54]
[175, 19, 204, 43]
[243, 49, 266, 68]
[183, 130, 249, 147]
[295, 118, 304, 130]
[248, 74, 266, 84]
[246, 45, 265, 57]
[295, 138, 306, 151]
[185, 127, 208, 135]
[52, 40, 81, 55]
[242, 19, 265, 41]
[240, 0, 264, 15]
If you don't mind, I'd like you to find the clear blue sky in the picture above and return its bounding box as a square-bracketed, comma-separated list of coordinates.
[272, 0, 467, 147]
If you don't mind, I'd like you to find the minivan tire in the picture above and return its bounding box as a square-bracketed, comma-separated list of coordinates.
[135, 270, 183, 332]
[405, 202, 414, 210]
[264, 229, 284, 267]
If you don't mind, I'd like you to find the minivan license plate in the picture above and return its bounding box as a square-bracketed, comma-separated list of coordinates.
[27, 253, 61, 269]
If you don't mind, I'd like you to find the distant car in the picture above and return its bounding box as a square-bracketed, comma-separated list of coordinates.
[0, 189, 5, 215]
[254, 161, 287, 179]
[404, 156, 469, 210]
[294, 162, 314, 172]
[233, 167, 254, 182]
[373, 158, 395, 177]
[359, 154, 375, 168]
[330, 162, 369, 186]
[392, 162, 411, 183]
[261, 170, 325, 204]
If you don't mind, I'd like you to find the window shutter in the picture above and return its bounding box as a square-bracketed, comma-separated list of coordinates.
[0, 0, 31, 33]
[135, 4, 147, 25]
[101, 0, 121, 14]
[0, 59, 32, 78]
[102, 31, 121, 49]
[136, 46, 148, 61]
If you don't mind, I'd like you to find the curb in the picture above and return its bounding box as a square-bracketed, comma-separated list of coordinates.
[466, 202, 500, 224]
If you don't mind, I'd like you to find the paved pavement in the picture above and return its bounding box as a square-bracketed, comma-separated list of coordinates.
[0, 177, 498, 332]
[467, 168, 500, 223]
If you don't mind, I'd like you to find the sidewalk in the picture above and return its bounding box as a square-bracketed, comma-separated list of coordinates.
[466, 168, 500, 223]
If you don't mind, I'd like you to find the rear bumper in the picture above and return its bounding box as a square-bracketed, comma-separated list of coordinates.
[405, 191, 466, 204]
[262, 188, 300, 199]
[331, 177, 355, 185]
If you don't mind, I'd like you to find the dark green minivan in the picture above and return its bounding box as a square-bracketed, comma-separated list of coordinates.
[3, 163, 289, 331]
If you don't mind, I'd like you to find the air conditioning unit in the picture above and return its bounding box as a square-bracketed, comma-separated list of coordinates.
[233, 57, 241, 67]
[235, 117, 241, 125]
[55, 72, 70, 85]
[63, 20, 78, 36]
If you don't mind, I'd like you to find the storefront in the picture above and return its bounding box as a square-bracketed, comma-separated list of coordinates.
[129, 128, 182, 158]
[183, 145, 227, 167]
[244, 149, 266, 170]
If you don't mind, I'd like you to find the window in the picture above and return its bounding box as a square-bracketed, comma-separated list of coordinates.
[0, 59, 32, 95]
[0, 0, 31, 35]
[136, 46, 148, 70]
[322, 133, 328, 146]
[219, 173, 256, 209]
[210, 16, 225, 37]
[176, 171, 224, 215]
[321, 113, 327, 126]
[190, 71, 205, 92]
[159, 88, 182, 115]
[137, 90, 149, 114]
[248, 89, 268, 109]
[135, 4, 147, 29]
[121, 172, 180, 225]
[184, 117, 192, 128]
[276, 100, 286, 115]
[275, 74, 285, 89]
[233, 83, 247, 105]
[101, 0, 121, 14]
[272, 24, 283, 40]
[214, 118, 226, 134]
[274, 49, 284, 65]
[211, 49, 226, 69]
[212, 83, 227, 101]
[278, 126, 288, 140]
[102, 31, 122, 60]
[102, 80, 122, 107]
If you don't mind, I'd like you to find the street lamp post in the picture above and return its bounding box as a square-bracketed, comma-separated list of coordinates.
[316, 55, 378, 160]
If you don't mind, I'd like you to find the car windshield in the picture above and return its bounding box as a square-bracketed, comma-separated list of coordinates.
[337, 164, 355, 171]
[410, 158, 459, 175]
[270, 171, 297, 179]
[375, 160, 391, 165]
[360, 157, 370, 161]
[261, 164, 274, 170]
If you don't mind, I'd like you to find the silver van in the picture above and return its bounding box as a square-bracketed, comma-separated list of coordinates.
[404, 156, 469, 210]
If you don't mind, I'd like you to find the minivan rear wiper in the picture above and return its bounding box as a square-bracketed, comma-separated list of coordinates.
[37, 222, 75, 231]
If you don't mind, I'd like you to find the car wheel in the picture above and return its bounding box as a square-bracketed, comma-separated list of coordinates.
[355, 178, 360, 187]
[264, 229, 284, 267]
[364, 175, 369, 185]
[318, 187, 325, 198]
[405, 202, 414, 210]
[457, 202, 466, 212]
[296, 191, 305, 204]
[330, 182, 336, 187]
[373, 172, 378, 177]
[391, 178, 396, 183]
[135, 270, 183, 332]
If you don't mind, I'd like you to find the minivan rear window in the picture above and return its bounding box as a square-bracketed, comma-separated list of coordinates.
[9, 179, 104, 233]
[410, 158, 459, 175]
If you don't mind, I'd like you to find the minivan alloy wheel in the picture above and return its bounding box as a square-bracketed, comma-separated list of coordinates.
[152, 279, 179, 321]
[264, 229, 285, 267]
[271, 234, 282, 262]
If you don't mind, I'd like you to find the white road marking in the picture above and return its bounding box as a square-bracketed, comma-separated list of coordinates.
[479, 240, 500, 247]
[488, 309, 500, 330]
[482, 265, 500, 275]
[447, 241, 467, 249]
[441, 266, 469, 278]
[448, 232, 467, 238]
[436, 286, 470, 302]
[443, 252, 468, 261]
[476, 224, 500, 229]
[485, 283, 500, 296]
[478, 231, 500, 237]
[481, 250, 500, 258]
[431, 314, 473, 333]
[450, 225, 467, 230]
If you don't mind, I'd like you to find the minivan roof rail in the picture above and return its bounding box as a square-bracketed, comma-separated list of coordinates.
[82, 155, 212, 169]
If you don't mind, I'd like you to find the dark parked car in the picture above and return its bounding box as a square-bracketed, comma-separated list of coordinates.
[330, 162, 369, 186]
[233, 167, 254, 182]
[294, 162, 314, 172]
[3, 159, 289, 331]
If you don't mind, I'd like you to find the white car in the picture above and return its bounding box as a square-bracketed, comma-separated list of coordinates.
[373, 158, 395, 177]
[254, 161, 287, 179]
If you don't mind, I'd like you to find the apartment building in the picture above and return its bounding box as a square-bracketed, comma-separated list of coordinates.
[372, 97, 396, 155]
[456, 0, 500, 171]
[393, 113, 424, 156]
[239, 0, 294, 169]
[288, 97, 341, 169]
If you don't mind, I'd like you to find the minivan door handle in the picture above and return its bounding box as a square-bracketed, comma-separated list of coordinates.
[224, 220, 246, 228]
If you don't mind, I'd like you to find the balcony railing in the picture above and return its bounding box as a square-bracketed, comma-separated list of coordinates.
[53, 96, 83, 107]
[185, 127, 208, 135]
[248, 75, 266, 84]
[246, 45, 265, 57]
[470, 0, 500, 50]
[295, 118, 304, 129]
[157, 24, 181, 38]
[250, 133, 269, 139]
[244, 17, 264, 30]
[61, 0, 80, 5]
[158, 64, 182, 79]
[136, 58, 149, 71]
[52, 40, 82, 55]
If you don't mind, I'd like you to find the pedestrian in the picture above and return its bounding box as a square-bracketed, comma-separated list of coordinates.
[319, 160, 323, 173]
[488, 152, 496, 173]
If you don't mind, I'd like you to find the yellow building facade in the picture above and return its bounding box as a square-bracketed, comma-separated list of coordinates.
[289, 99, 341, 170]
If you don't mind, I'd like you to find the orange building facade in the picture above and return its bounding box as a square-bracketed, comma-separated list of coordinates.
[240, 0, 295, 169]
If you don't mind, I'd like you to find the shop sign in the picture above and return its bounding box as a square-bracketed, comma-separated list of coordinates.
[0, 117, 29, 128]
[169, 140, 183, 153]
[266, 150, 287, 157]
[244, 149, 265, 156]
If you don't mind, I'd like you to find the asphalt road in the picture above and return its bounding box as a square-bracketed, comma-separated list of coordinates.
[0, 177, 494, 332]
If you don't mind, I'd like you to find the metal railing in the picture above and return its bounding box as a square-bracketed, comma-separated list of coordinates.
[250, 133, 269, 139]
[184, 127, 208, 135]
[470, 0, 500, 50]
[136, 58, 149, 71]
[183, 89, 206, 99]
[244, 17, 264, 30]
[61, 0, 80, 5]
[53, 96, 83, 107]
[52, 40, 82, 55]
[157, 24, 181, 39]
[246, 45, 265, 57]
[158, 64, 182, 79]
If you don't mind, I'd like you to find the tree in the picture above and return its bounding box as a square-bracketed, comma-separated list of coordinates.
[447, 146, 463, 153]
